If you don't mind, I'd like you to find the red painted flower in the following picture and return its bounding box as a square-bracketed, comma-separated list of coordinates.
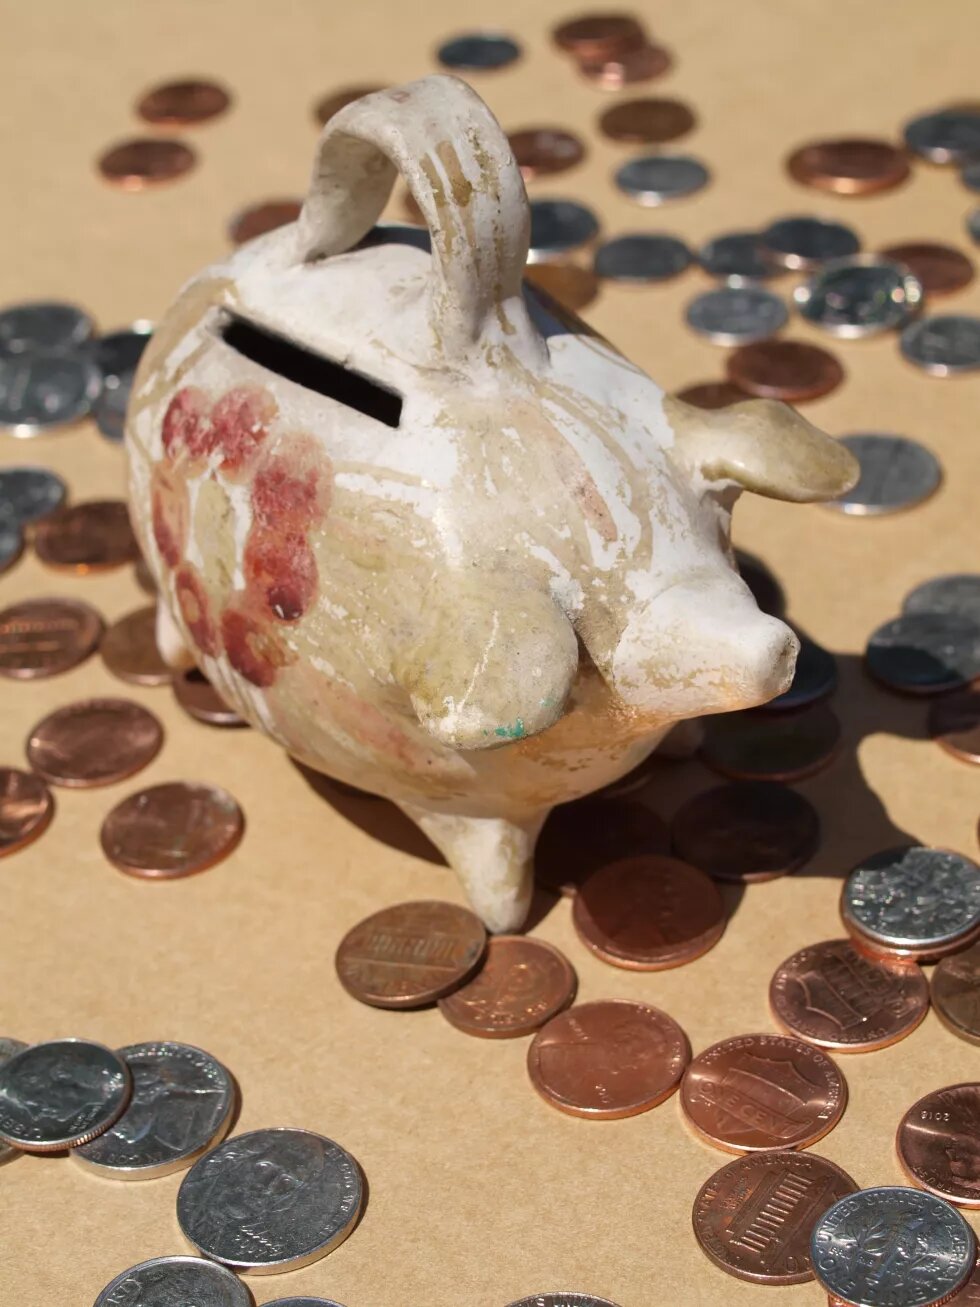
[150, 462, 189, 568]
[175, 564, 220, 656]
[162, 387, 214, 466]
[251, 440, 327, 531]
[244, 526, 318, 623]
[212, 385, 278, 475]
[221, 605, 293, 687]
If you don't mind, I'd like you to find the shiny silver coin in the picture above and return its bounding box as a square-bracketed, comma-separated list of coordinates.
[866, 611, 980, 694]
[528, 199, 600, 263]
[0, 1038, 26, 1164]
[962, 160, 980, 192]
[685, 286, 788, 345]
[91, 321, 152, 384]
[505, 1297, 623, 1307]
[0, 1038, 131, 1152]
[901, 312, 980, 374]
[822, 434, 941, 516]
[904, 109, 980, 164]
[811, 1186, 976, 1307]
[593, 233, 692, 283]
[698, 231, 775, 284]
[0, 520, 23, 575]
[968, 206, 980, 245]
[94, 1254, 253, 1307]
[94, 376, 132, 443]
[843, 846, 980, 953]
[613, 154, 710, 205]
[759, 635, 837, 712]
[904, 573, 980, 624]
[177, 1127, 363, 1273]
[0, 465, 67, 527]
[436, 31, 520, 70]
[761, 216, 861, 271]
[264, 1300, 347, 1306]
[0, 300, 95, 356]
[0, 350, 102, 436]
[72, 1041, 235, 1179]
[795, 255, 923, 338]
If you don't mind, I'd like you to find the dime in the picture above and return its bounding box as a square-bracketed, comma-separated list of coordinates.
[508, 128, 585, 179]
[92, 322, 153, 384]
[26, 698, 164, 788]
[0, 767, 54, 857]
[680, 1033, 847, 1152]
[700, 704, 841, 782]
[593, 233, 692, 283]
[578, 44, 672, 90]
[794, 256, 923, 338]
[897, 1084, 980, 1207]
[524, 261, 599, 311]
[698, 232, 776, 284]
[824, 434, 942, 517]
[572, 855, 726, 969]
[0, 349, 102, 435]
[0, 519, 22, 573]
[769, 938, 929, 1052]
[672, 379, 749, 409]
[811, 1187, 976, 1307]
[136, 79, 232, 126]
[786, 138, 910, 195]
[613, 154, 710, 204]
[436, 31, 521, 71]
[726, 340, 844, 401]
[0, 465, 67, 528]
[904, 109, 980, 164]
[0, 1038, 27, 1164]
[900, 314, 980, 375]
[228, 199, 303, 245]
[0, 1038, 131, 1152]
[904, 574, 980, 624]
[336, 900, 486, 1008]
[527, 999, 690, 1119]
[0, 596, 104, 679]
[528, 199, 600, 262]
[312, 85, 384, 127]
[173, 667, 246, 726]
[33, 499, 139, 571]
[505, 1297, 623, 1307]
[693, 1150, 858, 1283]
[177, 1127, 363, 1272]
[73, 1041, 235, 1179]
[880, 242, 974, 297]
[535, 796, 670, 896]
[670, 781, 819, 883]
[932, 942, 980, 1045]
[94, 1254, 253, 1307]
[101, 782, 244, 879]
[930, 688, 980, 766]
[598, 97, 695, 144]
[100, 606, 171, 686]
[760, 636, 837, 712]
[761, 217, 861, 271]
[865, 612, 980, 694]
[552, 13, 646, 59]
[685, 286, 788, 345]
[98, 138, 197, 188]
[438, 935, 577, 1037]
[0, 301, 95, 355]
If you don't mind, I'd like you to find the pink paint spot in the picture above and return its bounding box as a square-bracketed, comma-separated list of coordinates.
[150, 463, 189, 568]
[162, 387, 214, 465]
[175, 564, 219, 656]
[244, 526, 318, 623]
[251, 439, 328, 530]
[212, 385, 278, 475]
[221, 605, 292, 687]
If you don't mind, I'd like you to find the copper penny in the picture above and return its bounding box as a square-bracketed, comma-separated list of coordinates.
[524, 260, 599, 311]
[508, 128, 585, 179]
[335, 900, 487, 1009]
[693, 1150, 859, 1284]
[438, 935, 577, 1038]
[930, 688, 980, 766]
[932, 942, 980, 1046]
[26, 698, 164, 788]
[527, 998, 690, 1119]
[881, 242, 976, 297]
[700, 705, 842, 783]
[552, 13, 646, 60]
[0, 767, 54, 857]
[33, 500, 139, 572]
[136, 79, 231, 127]
[673, 380, 749, 410]
[535, 796, 670, 897]
[100, 781, 244, 879]
[769, 938, 929, 1052]
[97, 139, 197, 189]
[578, 44, 672, 90]
[312, 85, 384, 128]
[897, 1084, 980, 1207]
[173, 667, 246, 727]
[671, 781, 819, 883]
[787, 139, 911, 195]
[100, 606, 172, 687]
[680, 1033, 848, 1153]
[599, 97, 696, 144]
[727, 341, 845, 402]
[572, 854, 726, 970]
[227, 199, 303, 246]
[0, 597, 104, 680]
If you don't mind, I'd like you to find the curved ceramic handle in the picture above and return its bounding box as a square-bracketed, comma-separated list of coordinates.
[296, 75, 545, 364]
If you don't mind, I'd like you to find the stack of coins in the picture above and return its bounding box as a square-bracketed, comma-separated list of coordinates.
[552, 13, 671, 90]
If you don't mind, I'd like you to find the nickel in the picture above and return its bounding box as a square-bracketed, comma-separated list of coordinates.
[436, 32, 521, 71]
[0, 349, 102, 435]
[825, 434, 942, 516]
[865, 612, 980, 694]
[528, 199, 600, 262]
[0, 465, 67, 528]
[613, 154, 710, 204]
[761, 216, 861, 270]
[593, 233, 692, 283]
[94, 1255, 253, 1307]
[900, 314, 980, 375]
[0, 301, 94, 355]
[685, 286, 788, 345]
[904, 109, 980, 164]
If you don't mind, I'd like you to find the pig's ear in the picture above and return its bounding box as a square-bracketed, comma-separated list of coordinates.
[663, 396, 859, 502]
[392, 579, 578, 750]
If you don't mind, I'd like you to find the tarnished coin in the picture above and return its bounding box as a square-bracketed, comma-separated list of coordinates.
[900, 314, 980, 374]
[26, 698, 164, 788]
[137, 79, 231, 126]
[866, 612, 980, 694]
[436, 31, 521, 70]
[811, 1187, 977, 1307]
[880, 242, 975, 297]
[528, 199, 600, 262]
[904, 109, 980, 164]
[0, 465, 67, 528]
[101, 782, 244, 879]
[700, 704, 841, 782]
[336, 900, 486, 1008]
[73, 1041, 235, 1179]
[726, 340, 844, 401]
[930, 688, 980, 765]
[670, 781, 819, 883]
[673, 379, 749, 409]
[524, 261, 599, 311]
[228, 199, 303, 245]
[686, 287, 788, 345]
[552, 12, 646, 59]
[593, 233, 692, 283]
[786, 138, 910, 195]
[101, 606, 171, 686]
[842, 846, 980, 961]
[0, 1038, 131, 1152]
[0, 596, 104, 679]
[769, 939, 930, 1052]
[92, 322, 153, 384]
[505, 1297, 623, 1307]
[97, 138, 197, 188]
[0, 767, 54, 857]
[824, 434, 942, 516]
[761, 636, 837, 712]
[693, 1150, 859, 1284]
[680, 1032, 847, 1153]
[508, 128, 585, 179]
[313, 85, 384, 126]
[613, 154, 710, 204]
[578, 44, 672, 90]
[527, 999, 690, 1119]
[0, 519, 22, 573]
[795, 256, 923, 338]
[438, 935, 576, 1038]
[0, 349, 102, 435]
[33, 499, 138, 571]
[535, 796, 670, 896]
[0, 301, 95, 356]
[94, 1255, 253, 1307]
[698, 232, 776, 285]
[761, 217, 861, 271]
[905, 574, 980, 624]
[932, 942, 980, 1045]
[178, 1127, 363, 1272]
[598, 97, 695, 144]
[897, 1084, 980, 1207]
[174, 667, 246, 727]
[0, 1038, 27, 1164]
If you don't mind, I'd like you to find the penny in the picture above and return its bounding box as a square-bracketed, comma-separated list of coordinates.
[33, 499, 139, 571]
[598, 97, 696, 144]
[0, 1038, 27, 1164]
[0, 301, 95, 356]
[26, 698, 164, 788]
[173, 667, 246, 727]
[614, 154, 710, 205]
[811, 1187, 977, 1307]
[94, 1255, 253, 1307]
[508, 128, 586, 179]
[761, 217, 861, 271]
[880, 242, 975, 297]
[0, 520, 22, 573]
[506, 1297, 622, 1307]
[92, 322, 153, 383]
[795, 256, 923, 338]
[786, 138, 910, 195]
[137, 79, 231, 126]
[0, 349, 102, 435]
[438, 935, 577, 1038]
[904, 109, 980, 164]
[901, 314, 980, 375]
[0, 768, 54, 857]
[593, 233, 693, 283]
[228, 198, 303, 246]
[680, 1033, 847, 1153]
[552, 13, 646, 59]
[897, 1084, 980, 1207]
[686, 287, 788, 345]
[726, 340, 844, 401]
[0, 597, 104, 679]
[436, 31, 521, 71]
[100, 606, 170, 687]
[527, 999, 690, 1120]
[178, 1127, 363, 1272]
[572, 855, 726, 969]
[0, 465, 67, 528]
[524, 261, 599, 311]
[670, 782, 819, 883]
[73, 1041, 235, 1179]
[905, 574, 980, 624]
[948, 1261, 980, 1305]
[528, 199, 600, 262]
[932, 942, 980, 1045]
[930, 688, 980, 765]
[101, 782, 244, 879]
[825, 434, 942, 517]
[700, 703, 841, 783]
[769, 938, 929, 1052]
[760, 636, 837, 712]
[98, 138, 197, 188]
[336, 899, 486, 1008]
[578, 44, 672, 90]
[535, 796, 670, 896]
[0, 1038, 131, 1152]
[313, 85, 384, 127]
[673, 379, 749, 409]
[699, 232, 776, 285]
[693, 1150, 859, 1284]
[865, 613, 980, 694]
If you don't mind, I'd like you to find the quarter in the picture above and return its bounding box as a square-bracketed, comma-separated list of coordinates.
[0, 1038, 131, 1152]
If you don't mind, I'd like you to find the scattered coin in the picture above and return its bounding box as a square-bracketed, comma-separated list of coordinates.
[930, 688, 980, 766]
[26, 698, 164, 788]
[98, 138, 197, 189]
[900, 313, 980, 375]
[528, 199, 600, 262]
[552, 13, 646, 59]
[904, 573, 980, 624]
[593, 233, 692, 283]
[0, 520, 22, 574]
[824, 433, 942, 517]
[896, 1083, 980, 1207]
[932, 942, 980, 1045]
[228, 198, 304, 246]
[686, 286, 788, 345]
[680, 1032, 847, 1152]
[0, 465, 67, 528]
[673, 379, 749, 409]
[0, 596, 104, 679]
[0, 349, 102, 435]
[968, 207, 980, 246]
[100, 606, 171, 686]
[33, 499, 139, 571]
[92, 322, 153, 383]
[760, 636, 837, 712]
[726, 340, 844, 401]
[865, 612, 980, 695]
[524, 261, 599, 311]
[578, 43, 672, 90]
[693, 1150, 858, 1283]
[613, 154, 710, 204]
[93, 379, 130, 443]
[761, 217, 861, 271]
[438, 935, 577, 1038]
[769, 938, 930, 1052]
[0, 767, 54, 858]
[0, 301, 95, 356]
[535, 796, 670, 896]
[313, 85, 384, 127]
[698, 232, 776, 285]
[508, 128, 586, 179]
[137, 79, 231, 126]
[904, 109, 980, 164]
[101, 781, 244, 879]
[506, 1297, 622, 1307]
[0, 1038, 131, 1152]
[880, 242, 975, 296]
[598, 97, 695, 144]
[0, 1038, 27, 1164]
[436, 32, 521, 71]
[962, 160, 980, 191]
[94, 1255, 253, 1307]
[795, 256, 923, 338]
[700, 703, 841, 783]
[527, 999, 690, 1119]
[670, 781, 819, 882]
[173, 667, 247, 727]
[786, 138, 910, 195]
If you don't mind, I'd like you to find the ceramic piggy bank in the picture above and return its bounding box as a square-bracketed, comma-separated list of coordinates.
[126, 75, 857, 932]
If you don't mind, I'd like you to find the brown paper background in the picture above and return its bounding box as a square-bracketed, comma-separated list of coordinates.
[2, 1, 979, 1302]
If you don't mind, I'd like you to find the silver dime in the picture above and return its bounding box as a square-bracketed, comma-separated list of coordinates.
[505, 1297, 623, 1307]
[904, 109, 980, 164]
[94, 1254, 253, 1307]
[613, 154, 710, 205]
[822, 434, 941, 517]
[759, 635, 837, 712]
[593, 233, 692, 283]
[962, 160, 980, 192]
[866, 612, 980, 694]
[0, 465, 67, 527]
[94, 376, 132, 443]
[0, 349, 102, 436]
[685, 286, 788, 345]
[92, 322, 153, 384]
[761, 216, 861, 271]
[0, 519, 23, 575]
[0, 1038, 131, 1152]
[904, 574, 980, 625]
[177, 1127, 363, 1273]
[810, 1186, 976, 1307]
[72, 1041, 235, 1179]
[795, 255, 923, 338]
[842, 847, 980, 953]
[968, 206, 980, 245]
[436, 31, 521, 70]
[900, 313, 980, 374]
[0, 1038, 26, 1164]
[528, 199, 600, 263]
[698, 231, 775, 284]
[0, 300, 95, 356]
